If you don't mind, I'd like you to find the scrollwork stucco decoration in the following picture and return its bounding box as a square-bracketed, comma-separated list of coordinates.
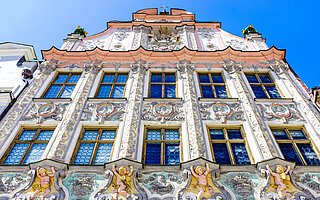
[81, 102, 125, 123]
[39, 59, 57, 75]
[257, 103, 304, 123]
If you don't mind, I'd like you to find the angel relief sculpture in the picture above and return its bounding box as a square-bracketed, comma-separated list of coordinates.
[112, 164, 134, 199]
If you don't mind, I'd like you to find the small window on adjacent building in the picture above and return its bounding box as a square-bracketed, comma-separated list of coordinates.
[72, 128, 116, 165]
[1, 129, 54, 165]
[43, 72, 81, 98]
[144, 128, 180, 165]
[209, 128, 251, 165]
[198, 73, 228, 98]
[272, 128, 320, 165]
[149, 73, 176, 98]
[245, 73, 281, 98]
[96, 73, 128, 98]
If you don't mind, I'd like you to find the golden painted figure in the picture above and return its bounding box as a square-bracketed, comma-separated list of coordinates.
[266, 164, 295, 199]
[190, 163, 210, 200]
[112, 164, 134, 199]
[30, 166, 55, 199]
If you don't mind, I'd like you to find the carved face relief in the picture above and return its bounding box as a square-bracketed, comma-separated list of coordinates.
[211, 103, 231, 116]
[153, 103, 173, 117]
[37, 103, 57, 117]
[95, 103, 115, 117]
[269, 104, 291, 118]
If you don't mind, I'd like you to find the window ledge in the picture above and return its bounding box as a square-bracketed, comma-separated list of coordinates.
[87, 98, 127, 103]
[33, 98, 72, 102]
[143, 97, 183, 102]
[254, 98, 293, 103]
[198, 97, 239, 103]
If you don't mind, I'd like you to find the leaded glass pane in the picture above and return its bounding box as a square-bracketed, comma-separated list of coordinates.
[59, 85, 75, 98]
[93, 143, 113, 165]
[150, 85, 162, 98]
[36, 130, 53, 140]
[145, 143, 161, 165]
[151, 75, 162, 83]
[272, 130, 289, 140]
[3, 143, 29, 165]
[199, 74, 210, 83]
[165, 85, 176, 98]
[112, 85, 125, 98]
[265, 86, 281, 98]
[44, 85, 62, 98]
[102, 74, 115, 83]
[212, 143, 231, 164]
[23, 143, 47, 164]
[231, 143, 251, 165]
[19, 130, 36, 140]
[227, 130, 243, 139]
[97, 85, 112, 98]
[54, 75, 68, 83]
[290, 130, 307, 140]
[74, 143, 95, 165]
[165, 143, 180, 165]
[212, 74, 224, 83]
[201, 85, 214, 98]
[210, 130, 225, 140]
[82, 131, 98, 140]
[100, 130, 116, 140]
[215, 86, 228, 98]
[246, 75, 259, 83]
[116, 74, 127, 83]
[147, 130, 161, 140]
[67, 75, 80, 83]
[278, 143, 302, 165]
[165, 74, 175, 83]
[252, 86, 267, 98]
[165, 130, 179, 140]
[297, 143, 320, 165]
[259, 75, 273, 83]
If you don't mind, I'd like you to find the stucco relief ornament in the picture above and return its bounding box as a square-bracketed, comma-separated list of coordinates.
[131, 60, 148, 74]
[84, 59, 102, 74]
[39, 59, 57, 75]
[269, 60, 289, 75]
[147, 26, 182, 51]
[200, 102, 244, 122]
[223, 59, 242, 74]
[211, 103, 231, 123]
[81, 102, 125, 122]
[226, 39, 249, 51]
[82, 39, 105, 50]
[95, 103, 115, 122]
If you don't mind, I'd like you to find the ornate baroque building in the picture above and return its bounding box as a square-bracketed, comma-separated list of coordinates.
[1, 8, 320, 200]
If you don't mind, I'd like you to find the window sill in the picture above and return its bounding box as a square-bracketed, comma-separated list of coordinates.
[254, 98, 293, 103]
[87, 98, 127, 102]
[33, 98, 72, 102]
[143, 97, 183, 102]
[198, 97, 239, 103]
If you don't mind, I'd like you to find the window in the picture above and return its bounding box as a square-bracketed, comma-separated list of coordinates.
[144, 128, 180, 165]
[272, 128, 320, 165]
[198, 73, 228, 98]
[149, 73, 176, 98]
[72, 128, 116, 165]
[43, 73, 81, 98]
[96, 73, 128, 98]
[209, 128, 251, 165]
[246, 73, 281, 98]
[1, 129, 54, 165]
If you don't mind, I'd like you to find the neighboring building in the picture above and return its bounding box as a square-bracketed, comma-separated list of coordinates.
[1, 8, 320, 200]
[0, 42, 37, 120]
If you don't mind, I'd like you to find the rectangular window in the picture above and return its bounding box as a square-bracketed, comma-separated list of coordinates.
[96, 73, 128, 98]
[43, 73, 81, 98]
[72, 128, 116, 165]
[144, 128, 180, 165]
[246, 73, 281, 98]
[149, 73, 176, 98]
[198, 73, 228, 98]
[272, 128, 320, 165]
[1, 129, 54, 165]
[209, 128, 251, 165]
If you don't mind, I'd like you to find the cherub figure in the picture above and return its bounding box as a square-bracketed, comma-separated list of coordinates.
[112, 164, 134, 199]
[30, 167, 55, 199]
[190, 163, 210, 200]
[266, 164, 295, 199]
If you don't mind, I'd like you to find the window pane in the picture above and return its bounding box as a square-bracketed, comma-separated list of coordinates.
[44, 85, 62, 98]
[59, 85, 75, 98]
[93, 143, 113, 165]
[165, 130, 179, 140]
[36, 130, 53, 141]
[246, 75, 259, 83]
[100, 130, 116, 140]
[252, 86, 267, 98]
[199, 74, 210, 83]
[272, 130, 289, 140]
[227, 130, 243, 139]
[23, 143, 47, 164]
[265, 86, 281, 98]
[82, 130, 99, 140]
[212, 143, 231, 164]
[165, 74, 175, 83]
[290, 130, 307, 140]
[67, 75, 81, 83]
[102, 74, 115, 83]
[19, 130, 37, 140]
[165, 143, 180, 165]
[145, 143, 161, 165]
[215, 86, 228, 98]
[212, 74, 224, 83]
[147, 130, 161, 140]
[97, 85, 112, 98]
[112, 85, 125, 98]
[150, 85, 162, 98]
[210, 129, 225, 140]
[165, 85, 176, 98]
[201, 85, 214, 98]
[116, 74, 127, 83]
[151, 75, 162, 83]
[54, 75, 68, 83]
[278, 143, 302, 165]
[297, 143, 320, 165]
[231, 143, 251, 165]
[259, 75, 273, 83]
[3, 143, 29, 165]
[74, 143, 95, 165]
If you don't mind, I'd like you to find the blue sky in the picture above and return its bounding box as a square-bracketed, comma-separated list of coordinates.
[0, 0, 319, 88]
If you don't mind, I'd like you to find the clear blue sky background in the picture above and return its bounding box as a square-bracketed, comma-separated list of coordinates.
[0, 0, 319, 88]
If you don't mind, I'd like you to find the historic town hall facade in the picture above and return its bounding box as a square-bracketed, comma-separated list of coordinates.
[0, 8, 320, 200]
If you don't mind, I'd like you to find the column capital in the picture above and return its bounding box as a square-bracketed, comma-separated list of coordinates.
[223, 59, 242, 74]
[84, 59, 102, 74]
[39, 59, 57, 75]
[177, 60, 194, 74]
[269, 60, 289, 75]
[131, 59, 148, 74]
